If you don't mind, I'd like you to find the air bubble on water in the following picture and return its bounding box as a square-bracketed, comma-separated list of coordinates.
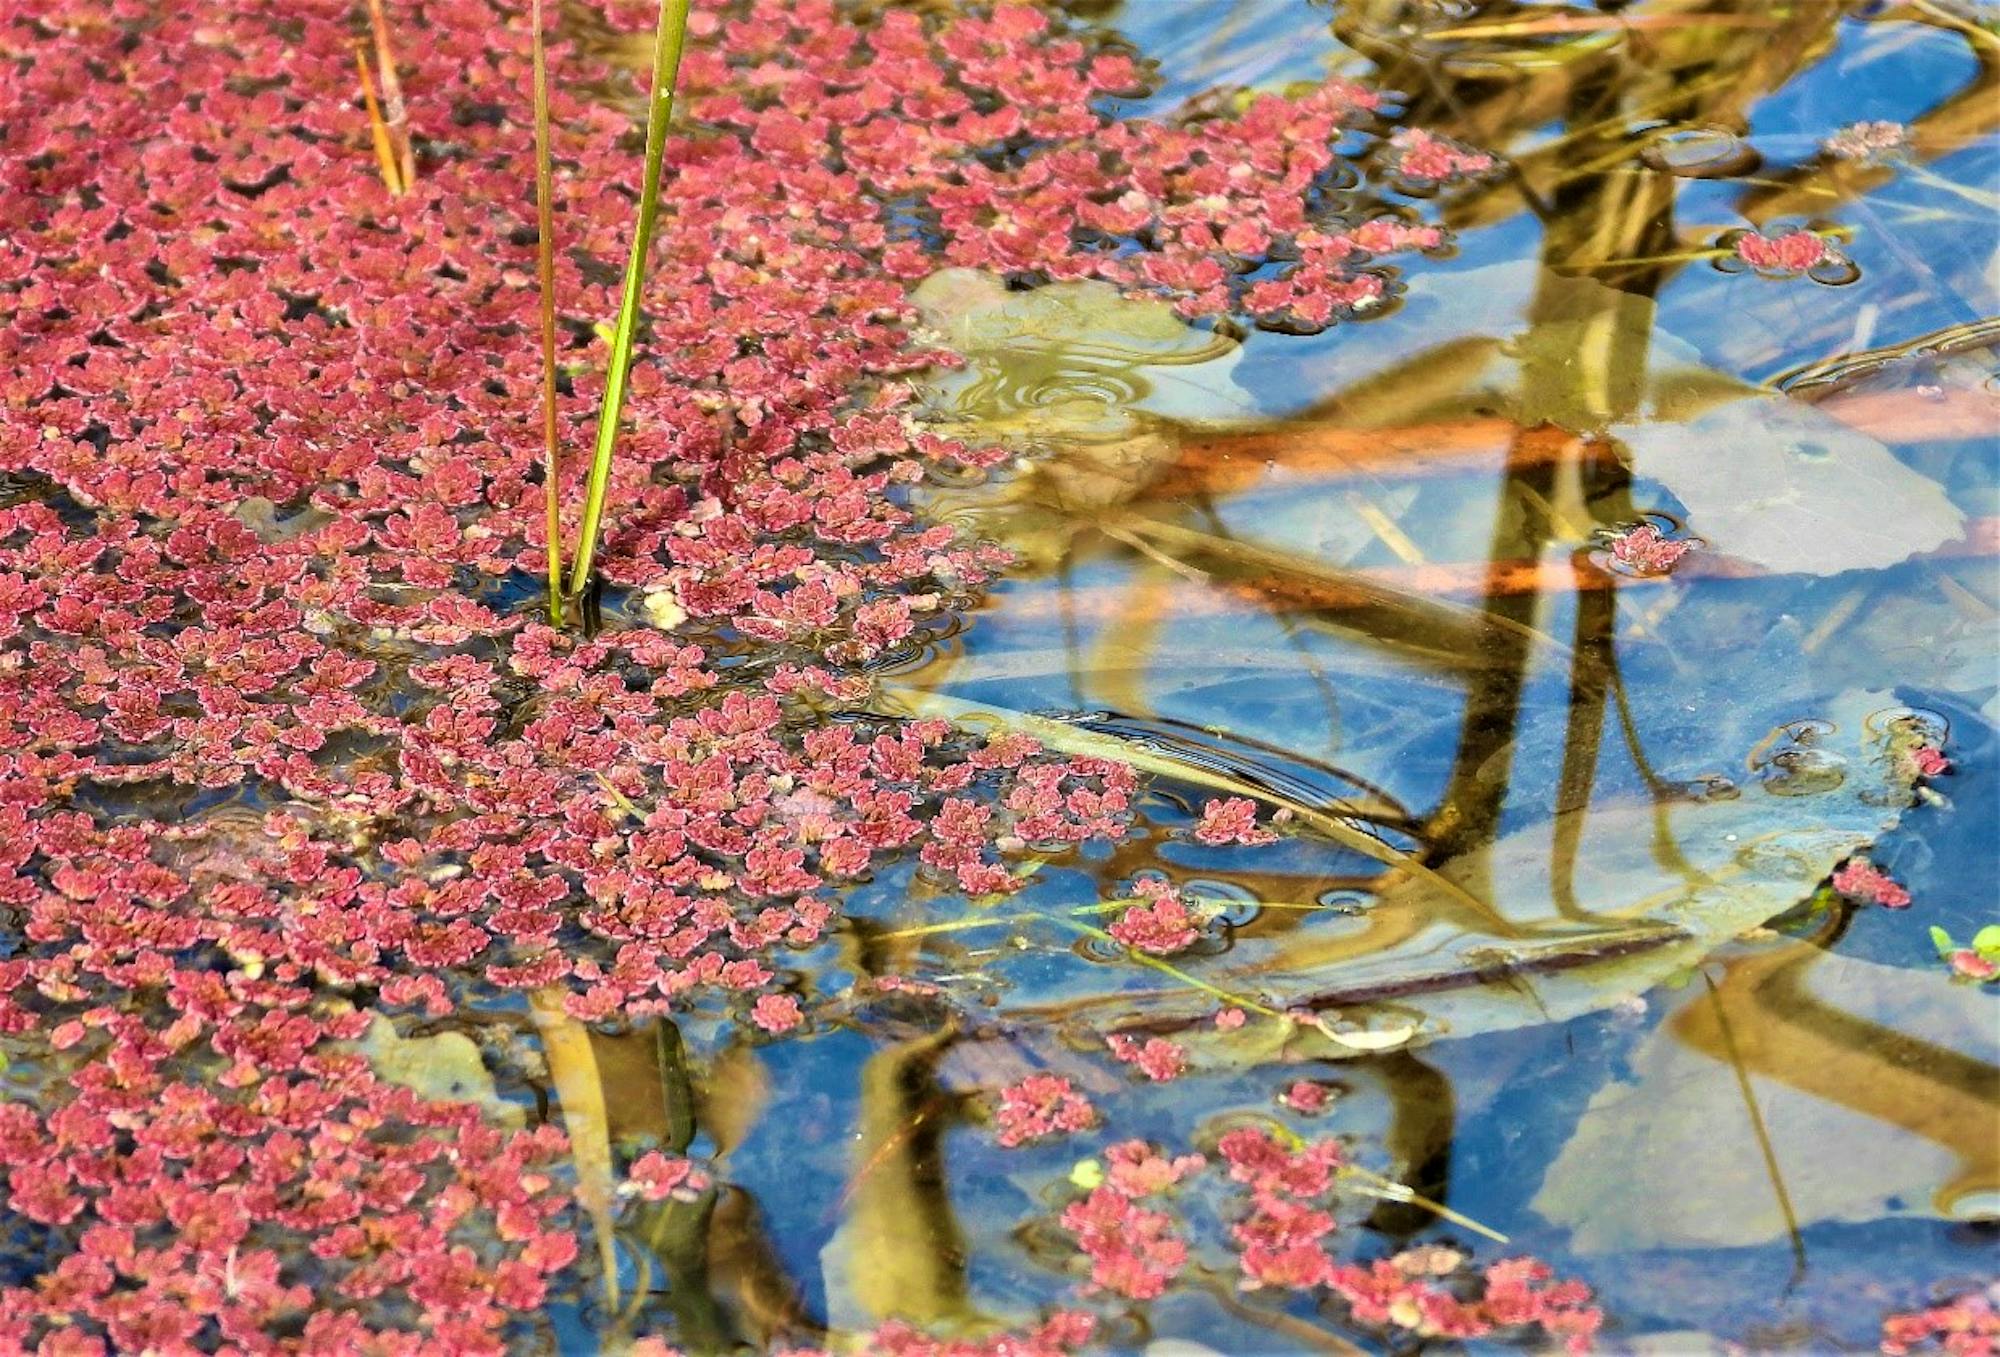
[1866, 704, 1950, 746]
[1749, 718, 1849, 796]
[1639, 125, 1760, 179]
[1313, 887, 1375, 915]
[1186, 878, 1262, 929]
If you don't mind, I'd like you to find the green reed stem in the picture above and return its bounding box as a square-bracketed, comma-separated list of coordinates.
[530, 0, 564, 625]
[564, 0, 693, 616]
[1048, 916, 1286, 1020]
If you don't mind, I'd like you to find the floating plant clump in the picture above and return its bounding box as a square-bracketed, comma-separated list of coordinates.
[1715, 225, 1861, 284]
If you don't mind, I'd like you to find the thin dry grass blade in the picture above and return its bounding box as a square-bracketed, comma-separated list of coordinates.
[353, 46, 404, 194]
[530, 0, 564, 623]
[366, 0, 417, 191]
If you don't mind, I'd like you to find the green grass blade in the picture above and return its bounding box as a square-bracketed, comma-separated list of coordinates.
[1047, 916, 1286, 1019]
[565, 0, 693, 610]
[531, 0, 564, 625]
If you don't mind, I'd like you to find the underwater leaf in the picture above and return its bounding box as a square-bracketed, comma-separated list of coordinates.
[1533, 945, 2000, 1250]
[1615, 396, 1967, 575]
[349, 1011, 522, 1128]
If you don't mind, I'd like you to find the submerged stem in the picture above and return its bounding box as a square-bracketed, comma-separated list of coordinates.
[531, 0, 564, 625]
[565, 0, 693, 612]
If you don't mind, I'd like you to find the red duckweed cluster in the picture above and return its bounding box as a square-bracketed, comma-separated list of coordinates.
[1882, 1287, 2000, 1356]
[1721, 226, 1851, 280]
[1280, 1079, 1332, 1114]
[1825, 120, 1911, 163]
[1905, 744, 1952, 781]
[0, 0, 1490, 1341]
[993, 1074, 1098, 1148]
[1105, 1032, 1187, 1082]
[1192, 796, 1277, 846]
[1050, 1129, 1600, 1350]
[1603, 522, 1695, 576]
[0, 999, 578, 1353]
[1833, 857, 1913, 909]
[1381, 128, 1498, 192]
[1106, 877, 1202, 955]
[1217, 1129, 1600, 1350]
[1061, 1142, 1202, 1300]
[624, 1151, 709, 1203]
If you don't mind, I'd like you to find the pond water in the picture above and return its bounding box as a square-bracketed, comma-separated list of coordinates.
[0, 0, 1995, 1353]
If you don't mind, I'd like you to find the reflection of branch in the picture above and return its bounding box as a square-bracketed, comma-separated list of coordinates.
[528, 986, 622, 1307]
[834, 1026, 984, 1328]
[1674, 944, 2000, 1221]
[1108, 512, 1570, 663]
[1549, 565, 1618, 921]
[1699, 967, 1808, 1281]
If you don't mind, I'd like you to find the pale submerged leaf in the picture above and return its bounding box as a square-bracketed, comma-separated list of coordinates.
[1616, 396, 1966, 576]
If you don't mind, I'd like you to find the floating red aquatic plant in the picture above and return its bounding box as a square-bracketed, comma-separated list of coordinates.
[1881, 1286, 2000, 1355]
[624, 1152, 710, 1203]
[1907, 744, 1952, 780]
[994, 1074, 1098, 1148]
[1107, 877, 1202, 955]
[0, 0, 1499, 1339]
[1825, 120, 1911, 163]
[1383, 127, 1498, 190]
[1281, 1080, 1332, 1114]
[1604, 522, 1695, 576]
[750, 991, 804, 1034]
[1722, 226, 1852, 281]
[1194, 796, 1278, 846]
[1833, 857, 1913, 909]
[1061, 1185, 1190, 1299]
[1106, 1033, 1188, 1082]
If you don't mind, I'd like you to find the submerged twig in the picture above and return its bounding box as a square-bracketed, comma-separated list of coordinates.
[565, 0, 694, 616]
[1337, 1164, 1510, 1244]
[1699, 968, 1808, 1280]
[1050, 916, 1287, 1019]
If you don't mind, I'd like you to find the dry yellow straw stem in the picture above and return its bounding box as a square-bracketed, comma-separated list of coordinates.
[353, 47, 404, 194]
[365, 0, 417, 191]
